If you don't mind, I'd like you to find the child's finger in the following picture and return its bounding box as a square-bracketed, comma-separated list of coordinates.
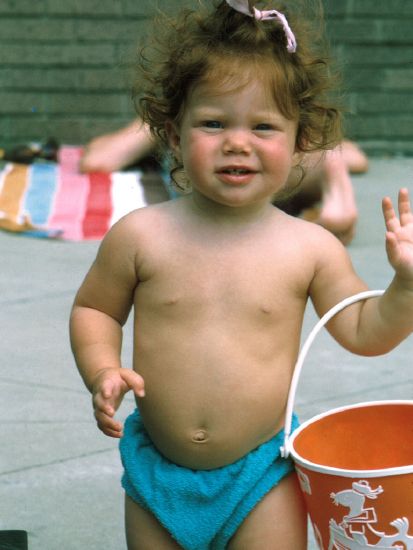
[104, 427, 123, 439]
[382, 196, 400, 233]
[398, 188, 413, 226]
[385, 230, 400, 262]
[119, 369, 146, 397]
[94, 408, 123, 437]
[101, 380, 113, 399]
[93, 383, 116, 416]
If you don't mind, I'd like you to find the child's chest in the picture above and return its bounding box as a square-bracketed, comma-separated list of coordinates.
[136, 231, 313, 317]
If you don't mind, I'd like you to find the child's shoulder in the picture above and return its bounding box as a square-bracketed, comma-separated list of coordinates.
[274, 208, 340, 243]
[97, 200, 181, 265]
[108, 199, 179, 237]
[272, 208, 349, 267]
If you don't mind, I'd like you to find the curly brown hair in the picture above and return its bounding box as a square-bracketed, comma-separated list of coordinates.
[135, 0, 342, 174]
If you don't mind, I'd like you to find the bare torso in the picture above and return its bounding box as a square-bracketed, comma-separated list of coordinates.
[131, 198, 316, 469]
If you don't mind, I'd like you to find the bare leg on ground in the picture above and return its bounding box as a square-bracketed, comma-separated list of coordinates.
[79, 119, 154, 173]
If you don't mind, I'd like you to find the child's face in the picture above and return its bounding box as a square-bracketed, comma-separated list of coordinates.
[167, 77, 301, 209]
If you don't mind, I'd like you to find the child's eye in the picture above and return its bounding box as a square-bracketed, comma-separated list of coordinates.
[255, 123, 274, 131]
[202, 120, 223, 129]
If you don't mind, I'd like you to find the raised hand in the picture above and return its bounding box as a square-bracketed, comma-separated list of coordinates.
[92, 368, 145, 438]
[382, 188, 413, 281]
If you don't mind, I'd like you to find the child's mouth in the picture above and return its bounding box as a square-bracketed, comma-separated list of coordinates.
[222, 168, 251, 175]
[217, 167, 256, 185]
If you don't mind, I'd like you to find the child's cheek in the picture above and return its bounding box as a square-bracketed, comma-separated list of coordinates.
[186, 136, 212, 171]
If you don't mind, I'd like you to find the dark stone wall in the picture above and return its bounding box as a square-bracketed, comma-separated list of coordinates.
[325, 0, 413, 154]
[1, 0, 412, 154]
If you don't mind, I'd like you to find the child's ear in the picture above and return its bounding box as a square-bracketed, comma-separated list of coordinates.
[165, 121, 181, 158]
[292, 148, 304, 167]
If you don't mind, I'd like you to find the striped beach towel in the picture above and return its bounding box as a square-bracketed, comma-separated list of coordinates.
[0, 146, 170, 240]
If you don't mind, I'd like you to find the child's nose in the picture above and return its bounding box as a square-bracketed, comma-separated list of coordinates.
[222, 130, 252, 155]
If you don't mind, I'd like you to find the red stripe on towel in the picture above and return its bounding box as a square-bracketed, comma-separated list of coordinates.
[82, 172, 112, 239]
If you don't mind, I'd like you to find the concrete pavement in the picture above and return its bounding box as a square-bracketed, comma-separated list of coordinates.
[1, 158, 412, 549]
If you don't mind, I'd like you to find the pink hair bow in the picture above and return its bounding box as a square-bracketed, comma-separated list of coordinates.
[225, 0, 297, 53]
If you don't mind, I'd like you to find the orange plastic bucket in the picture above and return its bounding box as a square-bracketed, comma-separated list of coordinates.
[281, 291, 413, 550]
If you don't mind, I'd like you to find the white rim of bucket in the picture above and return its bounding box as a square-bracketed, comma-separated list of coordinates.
[289, 399, 413, 478]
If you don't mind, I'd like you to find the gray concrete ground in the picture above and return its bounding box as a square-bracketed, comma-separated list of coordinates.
[0, 158, 412, 550]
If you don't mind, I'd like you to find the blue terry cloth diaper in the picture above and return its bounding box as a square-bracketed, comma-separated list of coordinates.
[120, 408, 299, 550]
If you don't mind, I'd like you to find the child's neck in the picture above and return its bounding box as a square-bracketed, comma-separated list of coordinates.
[186, 190, 273, 228]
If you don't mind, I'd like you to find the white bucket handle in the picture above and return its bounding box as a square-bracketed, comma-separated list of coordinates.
[280, 289, 385, 458]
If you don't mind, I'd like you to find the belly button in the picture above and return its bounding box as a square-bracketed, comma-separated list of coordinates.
[191, 430, 209, 443]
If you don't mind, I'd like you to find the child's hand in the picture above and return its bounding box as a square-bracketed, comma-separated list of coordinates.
[92, 368, 145, 438]
[383, 188, 413, 283]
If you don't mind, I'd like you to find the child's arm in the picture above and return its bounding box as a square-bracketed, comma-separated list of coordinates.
[70, 217, 145, 438]
[310, 188, 413, 355]
[363, 188, 413, 343]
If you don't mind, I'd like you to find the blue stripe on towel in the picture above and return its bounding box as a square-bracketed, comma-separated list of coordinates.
[24, 163, 58, 225]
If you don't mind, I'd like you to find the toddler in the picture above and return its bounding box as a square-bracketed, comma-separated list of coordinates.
[70, 1, 413, 548]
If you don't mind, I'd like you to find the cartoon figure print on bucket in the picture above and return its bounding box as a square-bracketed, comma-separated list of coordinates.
[281, 290, 413, 550]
